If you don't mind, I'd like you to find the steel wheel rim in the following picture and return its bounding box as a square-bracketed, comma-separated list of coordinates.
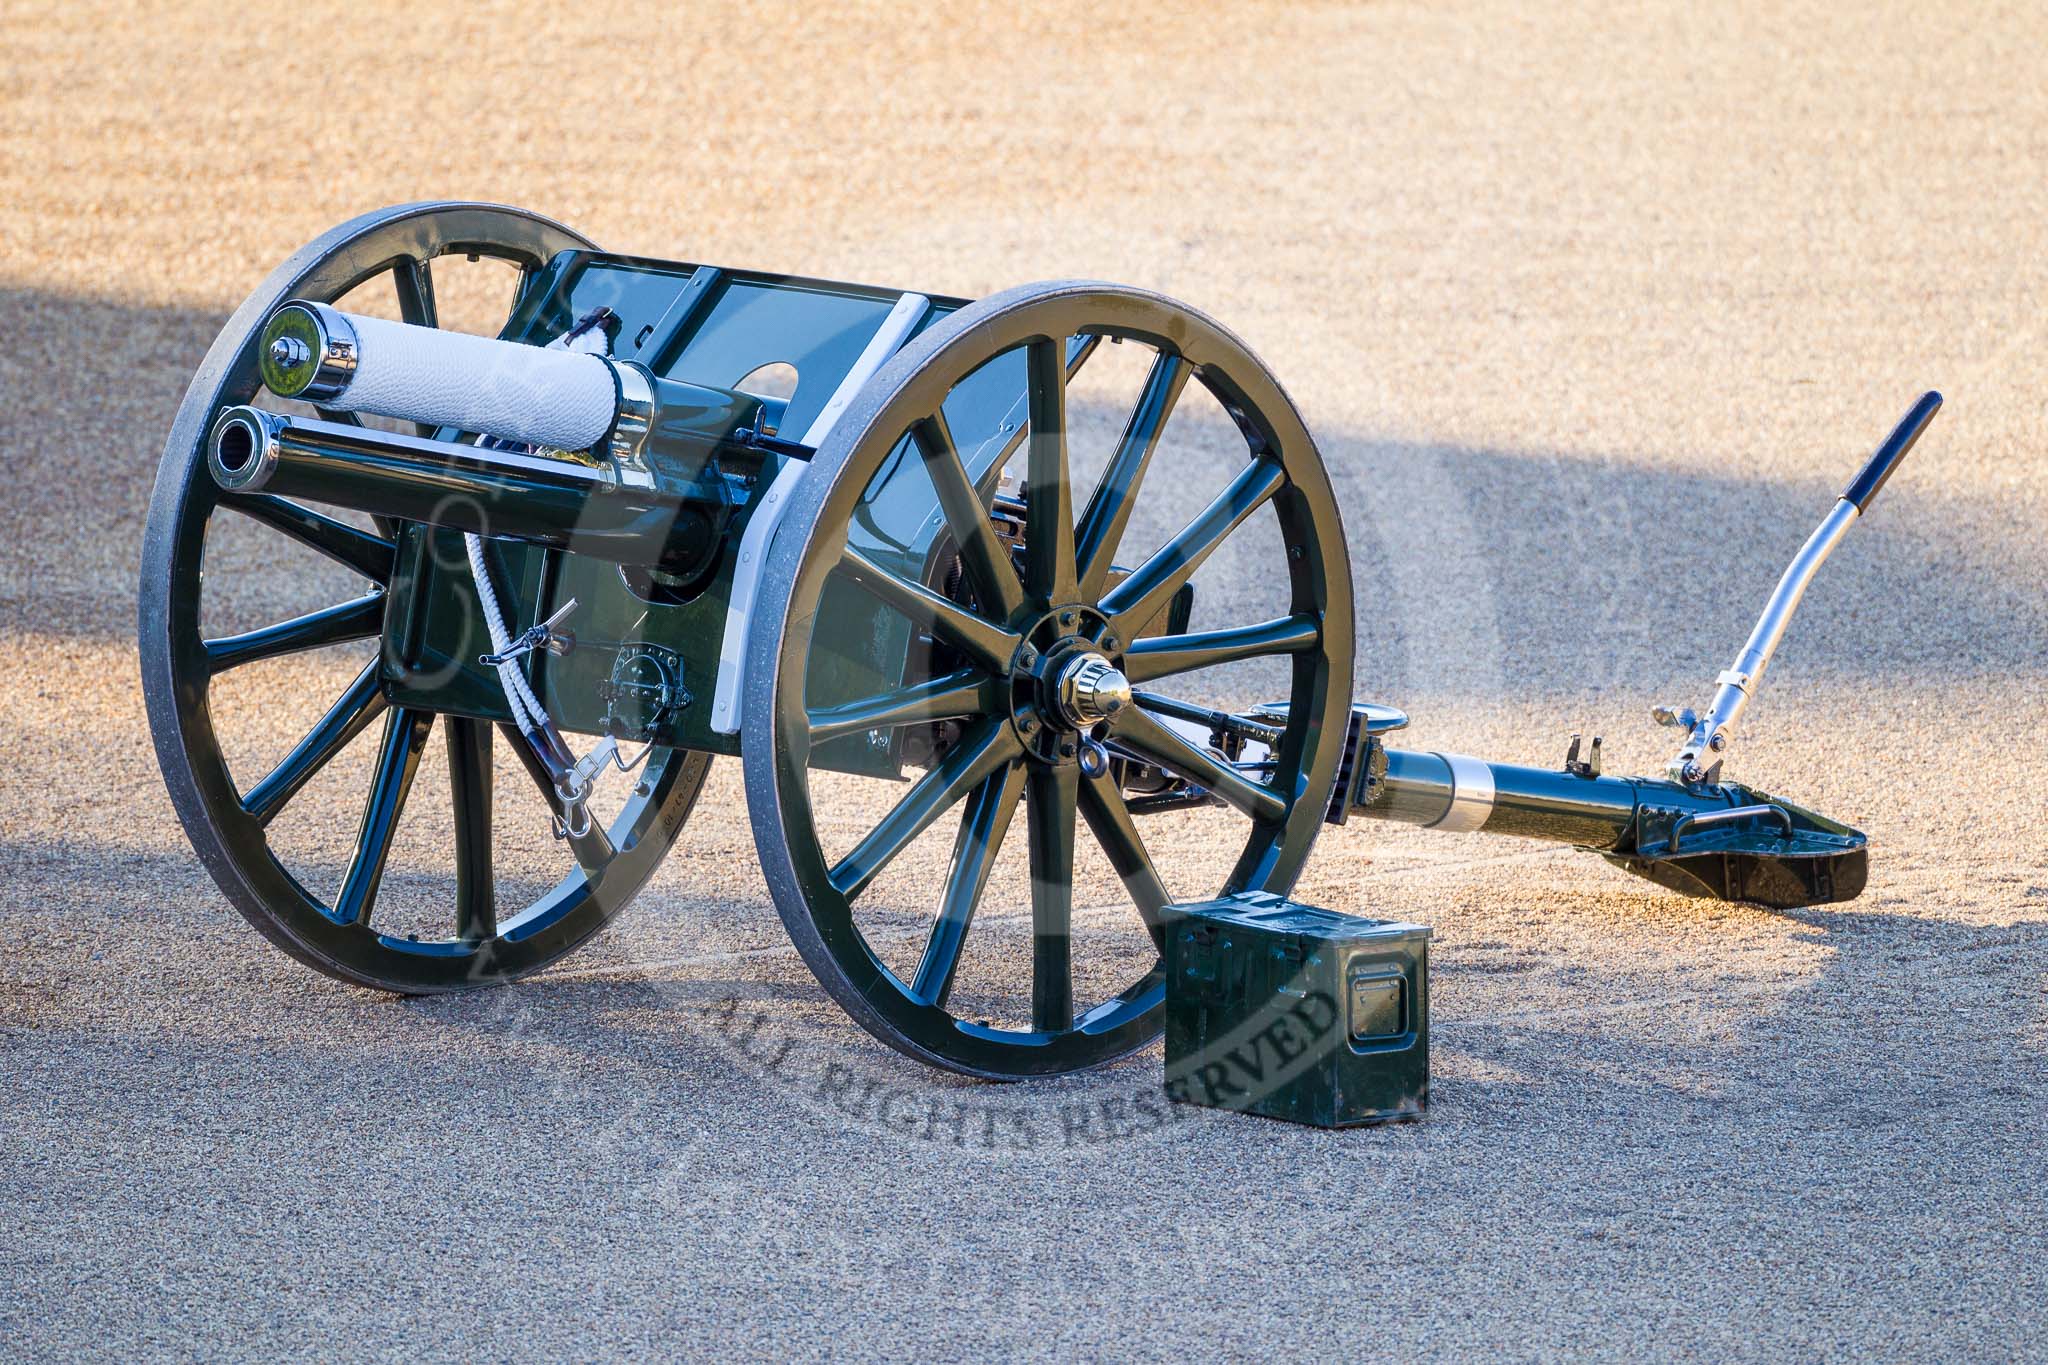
[746, 280, 1354, 1077]
[140, 201, 710, 992]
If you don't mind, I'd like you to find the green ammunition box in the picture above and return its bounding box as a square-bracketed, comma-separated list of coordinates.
[1162, 892, 1430, 1128]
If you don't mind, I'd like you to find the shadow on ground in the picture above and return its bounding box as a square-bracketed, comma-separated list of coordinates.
[9, 829, 2043, 1140]
[5, 286, 2041, 704]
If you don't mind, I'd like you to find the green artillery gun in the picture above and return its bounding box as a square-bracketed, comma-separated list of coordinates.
[141, 203, 1937, 1078]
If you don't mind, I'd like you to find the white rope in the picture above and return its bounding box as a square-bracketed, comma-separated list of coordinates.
[464, 529, 548, 740]
[455, 314, 621, 830]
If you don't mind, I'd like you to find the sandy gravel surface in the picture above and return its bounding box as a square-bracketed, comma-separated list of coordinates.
[3, 1, 2045, 1359]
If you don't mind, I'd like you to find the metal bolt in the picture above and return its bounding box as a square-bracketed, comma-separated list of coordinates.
[1060, 611, 1076, 628]
[1059, 739, 1077, 758]
[1100, 633, 1118, 652]
[1019, 715, 1038, 735]
[1288, 545, 1305, 562]
[1708, 731, 1727, 752]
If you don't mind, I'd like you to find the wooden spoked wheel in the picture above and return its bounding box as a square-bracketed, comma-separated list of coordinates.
[139, 202, 711, 992]
[744, 281, 1354, 1077]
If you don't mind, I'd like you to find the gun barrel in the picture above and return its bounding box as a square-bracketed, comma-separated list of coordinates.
[207, 407, 694, 565]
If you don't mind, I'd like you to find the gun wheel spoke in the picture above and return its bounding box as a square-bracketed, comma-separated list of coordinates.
[1120, 613, 1320, 684]
[911, 762, 1027, 1008]
[1022, 339, 1077, 605]
[203, 593, 387, 675]
[447, 718, 497, 943]
[1112, 703, 1288, 824]
[806, 669, 994, 748]
[1078, 769, 1171, 949]
[828, 721, 1022, 902]
[240, 659, 388, 826]
[1075, 351, 1190, 599]
[1099, 456, 1285, 638]
[913, 411, 1025, 620]
[218, 492, 395, 582]
[1026, 761, 1079, 1032]
[334, 708, 435, 926]
[838, 546, 1020, 675]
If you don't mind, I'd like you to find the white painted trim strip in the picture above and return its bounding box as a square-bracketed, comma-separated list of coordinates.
[1427, 751, 1497, 833]
[796, 293, 932, 450]
[708, 292, 931, 734]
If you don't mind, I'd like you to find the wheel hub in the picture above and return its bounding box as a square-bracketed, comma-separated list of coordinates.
[1004, 605, 1129, 757]
[1050, 653, 1131, 729]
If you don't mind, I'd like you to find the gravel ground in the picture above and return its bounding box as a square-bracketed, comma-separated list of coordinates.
[3, 2, 2045, 1359]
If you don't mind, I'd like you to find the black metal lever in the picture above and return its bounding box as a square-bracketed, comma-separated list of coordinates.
[1842, 390, 1941, 512]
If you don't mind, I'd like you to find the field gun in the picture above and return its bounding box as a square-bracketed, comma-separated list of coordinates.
[141, 203, 1935, 1076]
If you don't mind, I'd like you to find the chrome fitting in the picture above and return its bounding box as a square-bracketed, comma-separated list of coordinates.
[258, 301, 359, 402]
[1053, 654, 1133, 729]
[207, 407, 286, 492]
[603, 360, 657, 489]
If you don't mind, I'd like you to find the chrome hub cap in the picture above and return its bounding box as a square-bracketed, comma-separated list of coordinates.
[1051, 652, 1131, 729]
